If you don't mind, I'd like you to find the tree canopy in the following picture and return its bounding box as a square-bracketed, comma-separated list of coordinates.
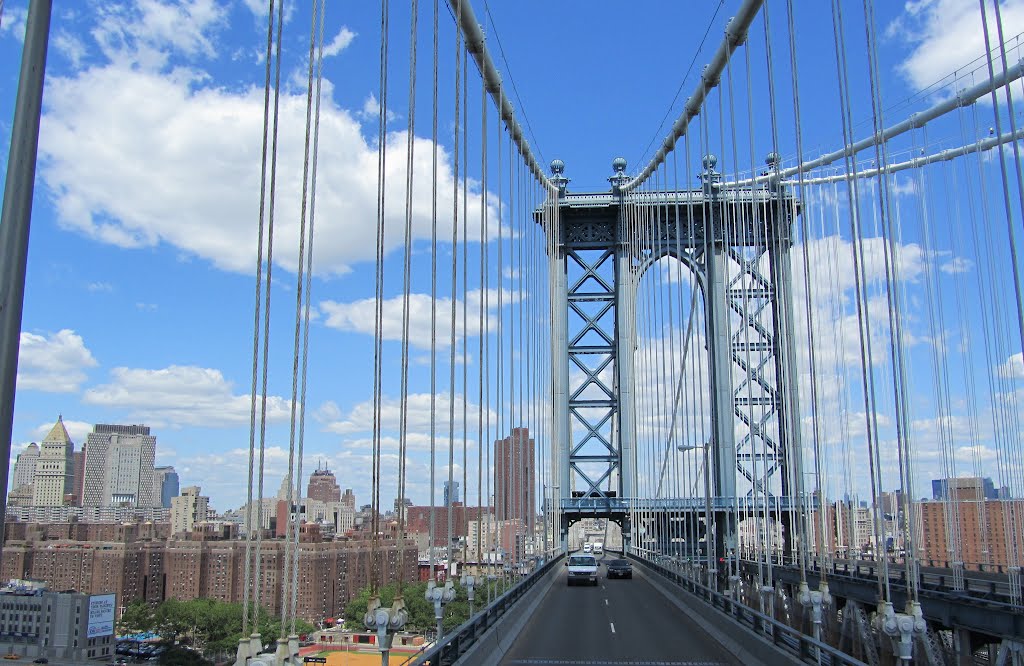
[117, 598, 315, 657]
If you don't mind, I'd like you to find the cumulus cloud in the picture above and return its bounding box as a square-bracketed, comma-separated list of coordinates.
[37, 9, 502, 279]
[82, 365, 293, 427]
[30, 419, 94, 445]
[0, 6, 28, 41]
[998, 351, 1024, 378]
[319, 288, 518, 349]
[17, 330, 98, 392]
[888, 0, 1024, 91]
[322, 27, 355, 58]
[322, 391, 495, 439]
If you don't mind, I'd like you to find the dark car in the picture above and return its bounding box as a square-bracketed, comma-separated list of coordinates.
[606, 558, 632, 579]
[32, 660, 48, 664]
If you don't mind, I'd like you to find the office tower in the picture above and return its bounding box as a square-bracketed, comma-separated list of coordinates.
[12, 443, 39, 491]
[71, 450, 85, 506]
[494, 427, 536, 531]
[32, 417, 74, 507]
[81, 424, 157, 508]
[171, 486, 210, 535]
[444, 480, 460, 506]
[341, 488, 356, 511]
[932, 476, 998, 501]
[307, 464, 341, 503]
[154, 466, 180, 508]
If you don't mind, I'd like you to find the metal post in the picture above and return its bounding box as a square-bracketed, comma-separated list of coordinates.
[0, 0, 53, 571]
[549, 226, 569, 552]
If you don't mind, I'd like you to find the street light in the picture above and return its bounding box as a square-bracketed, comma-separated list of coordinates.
[678, 440, 715, 589]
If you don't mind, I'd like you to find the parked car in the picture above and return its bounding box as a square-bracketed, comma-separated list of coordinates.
[32, 659, 47, 664]
[606, 559, 633, 579]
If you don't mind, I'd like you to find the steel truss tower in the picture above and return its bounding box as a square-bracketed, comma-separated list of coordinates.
[543, 156, 802, 558]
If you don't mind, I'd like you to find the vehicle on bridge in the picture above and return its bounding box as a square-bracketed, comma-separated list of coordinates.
[566, 554, 599, 586]
[606, 559, 632, 579]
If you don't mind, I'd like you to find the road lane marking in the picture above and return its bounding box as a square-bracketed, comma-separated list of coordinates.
[604, 598, 608, 606]
[610, 622, 616, 634]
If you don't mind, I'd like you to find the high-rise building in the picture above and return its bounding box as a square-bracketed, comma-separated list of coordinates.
[71, 450, 85, 506]
[12, 443, 39, 491]
[154, 466, 179, 508]
[171, 486, 210, 536]
[494, 427, 535, 531]
[341, 488, 356, 511]
[444, 480, 460, 506]
[307, 464, 341, 504]
[932, 476, 998, 501]
[32, 417, 74, 507]
[82, 424, 157, 508]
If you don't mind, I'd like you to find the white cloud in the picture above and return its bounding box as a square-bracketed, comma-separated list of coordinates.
[321, 392, 495, 440]
[82, 365, 293, 427]
[888, 0, 1024, 91]
[31, 419, 94, 445]
[53, 30, 88, 67]
[87, 281, 114, 292]
[40, 63, 499, 277]
[322, 27, 355, 58]
[92, 0, 227, 69]
[940, 256, 972, 274]
[320, 288, 518, 349]
[0, 6, 28, 41]
[998, 352, 1024, 379]
[17, 330, 98, 392]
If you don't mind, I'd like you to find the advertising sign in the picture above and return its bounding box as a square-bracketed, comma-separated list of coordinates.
[87, 593, 116, 638]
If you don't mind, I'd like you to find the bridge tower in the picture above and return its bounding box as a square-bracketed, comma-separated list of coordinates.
[543, 156, 802, 561]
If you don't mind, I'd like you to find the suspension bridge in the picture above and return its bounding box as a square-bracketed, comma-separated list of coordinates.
[3, 0, 1024, 665]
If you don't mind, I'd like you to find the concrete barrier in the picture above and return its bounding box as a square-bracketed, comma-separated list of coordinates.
[451, 560, 564, 666]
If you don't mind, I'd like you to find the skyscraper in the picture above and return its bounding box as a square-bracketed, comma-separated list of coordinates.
[171, 486, 209, 535]
[307, 464, 341, 504]
[494, 427, 535, 531]
[12, 443, 39, 491]
[32, 417, 74, 507]
[81, 424, 157, 508]
[154, 466, 180, 508]
[444, 480, 460, 506]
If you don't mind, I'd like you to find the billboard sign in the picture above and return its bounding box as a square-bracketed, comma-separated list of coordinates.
[87, 594, 116, 638]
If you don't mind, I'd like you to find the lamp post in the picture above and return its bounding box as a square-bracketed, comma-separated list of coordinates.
[424, 580, 455, 643]
[678, 440, 715, 590]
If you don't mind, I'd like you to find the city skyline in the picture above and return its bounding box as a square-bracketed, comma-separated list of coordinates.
[3, 1, 1016, 516]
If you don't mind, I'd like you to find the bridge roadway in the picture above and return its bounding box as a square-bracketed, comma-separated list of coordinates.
[500, 554, 742, 666]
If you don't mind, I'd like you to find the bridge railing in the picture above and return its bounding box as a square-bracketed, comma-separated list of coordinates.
[632, 554, 868, 666]
[411, 553, 564, 665]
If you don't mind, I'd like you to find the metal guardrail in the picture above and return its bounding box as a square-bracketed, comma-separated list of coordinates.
[632, 554, 867, 666]
[411, 553, 564, 665]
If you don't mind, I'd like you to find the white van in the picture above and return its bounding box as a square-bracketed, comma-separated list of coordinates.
[583, 543, 593, 553]
[592, 542, 604, 554]
[566, 553, 599, 586]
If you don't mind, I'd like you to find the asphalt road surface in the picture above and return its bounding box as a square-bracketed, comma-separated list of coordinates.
[500, 557, 741, 665]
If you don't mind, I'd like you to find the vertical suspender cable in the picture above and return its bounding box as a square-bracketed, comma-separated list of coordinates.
[281, 0, 326, 634]
[242, 0, 279, 635]
[396, 0, 420, 598]
[428, 0, 439, 586]
[289, 0, 327, 634]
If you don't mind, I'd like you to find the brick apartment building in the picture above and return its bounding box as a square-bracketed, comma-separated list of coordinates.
[405, 503, 491, 548]
[2, 521, 416, 623]
[918, 499, 1024, 568]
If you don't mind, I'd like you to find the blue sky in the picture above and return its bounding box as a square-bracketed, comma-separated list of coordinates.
[2, 0, 1023, 512]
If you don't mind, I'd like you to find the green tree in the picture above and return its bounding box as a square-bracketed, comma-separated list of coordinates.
[344, 581, 471, 635]
[117, 600, 156, 635]
[116, 598, 314, 659]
